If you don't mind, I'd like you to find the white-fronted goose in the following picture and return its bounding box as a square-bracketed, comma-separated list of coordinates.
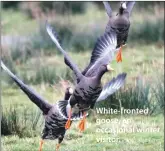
[103, 1, 135, 62]
[1, 61, 77, 151]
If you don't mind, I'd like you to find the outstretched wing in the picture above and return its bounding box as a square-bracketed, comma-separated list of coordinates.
[83, 31, 117, 77]
[1, 61, 52, 114]
[96, 73, 127, 102]
[46, 22, 82, 82]
[103, 1, 113, 18]
[57, 100, 88, 121]
[125, 1, 136, 16]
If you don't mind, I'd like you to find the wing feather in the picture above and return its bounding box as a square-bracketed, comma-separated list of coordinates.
[1, 61, 52, 114]
[84, 31, 117, 77]
[103, 1, 113, 17]
[57, 100, 88, 120]
[126, 1, 136, 16]
[96, 73, 127, 102]
[46, 22, 82, 82]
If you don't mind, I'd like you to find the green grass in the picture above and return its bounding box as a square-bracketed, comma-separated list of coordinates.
[2, 3, 164, 40]
[1, 9, 38, 35]
[2, 44, 164, 85]
[2, 115, 164, 151]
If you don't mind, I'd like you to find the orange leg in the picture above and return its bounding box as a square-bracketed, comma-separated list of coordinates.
[38, 140, 44, 151]
[78, 112, 86, 133]
[65, 108, 72, 129]
[56, 143, 60, 151]
[116, 46, 123, 63]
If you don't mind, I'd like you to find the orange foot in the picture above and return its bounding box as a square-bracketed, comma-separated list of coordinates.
[38, 140, 44, 151]
[78, 112, 86, 132]
[65, 109, 72, 129]
[116, 46, 122, 63]
[56, 143, 60, 151]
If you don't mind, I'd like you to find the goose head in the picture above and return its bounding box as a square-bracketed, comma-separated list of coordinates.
[64, 87, 73, 100]
[119, 2, 127, 15]
[97, 64, 114, 80]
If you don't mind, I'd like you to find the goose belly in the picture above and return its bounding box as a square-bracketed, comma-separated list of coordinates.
[105, 19, 130, 47]
[42, 105, 67, 140]
[116, 30, 128, 47]
[72, 85, 102, 110]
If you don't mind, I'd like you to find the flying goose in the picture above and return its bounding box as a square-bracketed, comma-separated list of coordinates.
[103, 1, 135, 62]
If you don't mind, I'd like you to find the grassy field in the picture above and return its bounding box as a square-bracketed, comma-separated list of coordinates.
[2, 114, 164, 151]
[1, 2, 164, 151]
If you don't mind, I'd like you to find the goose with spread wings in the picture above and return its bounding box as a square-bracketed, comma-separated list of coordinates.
[46, 23, 127, 132]
[103, 1, 135, 62]
[1, 61, 82, 151]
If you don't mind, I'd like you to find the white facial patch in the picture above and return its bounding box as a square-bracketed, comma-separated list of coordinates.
[122, 2, 127, 9]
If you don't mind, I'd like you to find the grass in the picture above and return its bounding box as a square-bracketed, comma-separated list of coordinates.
[1, 9, 38, 35]
[1, 44, 164, 85]
[2, 115, 164, 151]
[2, 105, 42, 137]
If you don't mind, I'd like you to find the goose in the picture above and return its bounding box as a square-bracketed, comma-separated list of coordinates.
[103, 1, 135, 62]
[1, 61, 79, 151]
